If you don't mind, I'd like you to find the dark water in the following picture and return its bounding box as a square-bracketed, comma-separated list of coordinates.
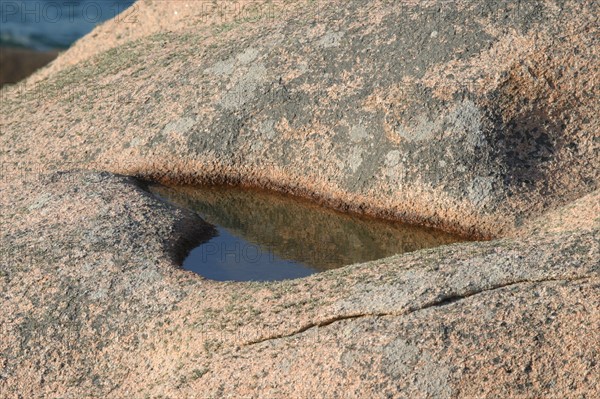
[150, 185, 464, 282]
[0, 0, 136, 50]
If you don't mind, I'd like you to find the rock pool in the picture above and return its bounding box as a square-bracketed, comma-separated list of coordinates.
[150, 184, 464, 281]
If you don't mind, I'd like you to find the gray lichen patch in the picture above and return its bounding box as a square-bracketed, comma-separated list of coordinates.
[219, 63, 269, 111]
[162, 117, 196, 137]
[349, 125, 370, 143]
[237, 48, 260, 65]
[318, 30, 345, 48]
[204, 58, 235, 76]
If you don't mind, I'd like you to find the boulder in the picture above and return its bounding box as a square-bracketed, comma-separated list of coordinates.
[0, 0, 598, 397]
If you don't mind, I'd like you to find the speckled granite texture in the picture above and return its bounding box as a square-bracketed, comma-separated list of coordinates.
[1, 1, 598, 398]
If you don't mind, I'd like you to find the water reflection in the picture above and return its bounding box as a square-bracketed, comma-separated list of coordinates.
[150, 185, 463, 281]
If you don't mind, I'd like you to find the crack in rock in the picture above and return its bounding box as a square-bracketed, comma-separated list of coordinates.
[242, 276, 591, 346]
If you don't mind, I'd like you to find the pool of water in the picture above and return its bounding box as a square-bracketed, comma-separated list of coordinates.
[150, 185, 464, 282]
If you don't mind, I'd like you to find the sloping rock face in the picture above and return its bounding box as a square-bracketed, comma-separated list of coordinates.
[0, 1, 598, 398]
[2, 0, 598, 237]
[1, 172, 598, 398]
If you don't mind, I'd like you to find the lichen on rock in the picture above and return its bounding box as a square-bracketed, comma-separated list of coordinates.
[0, 0, 598, 398]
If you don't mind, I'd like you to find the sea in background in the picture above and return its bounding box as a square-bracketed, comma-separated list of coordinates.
[0, 0, 136, 50]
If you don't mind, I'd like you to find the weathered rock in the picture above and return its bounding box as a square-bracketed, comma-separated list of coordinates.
[2, 0, 597, 237]
[1, 171, 598, 398]
[0, 0, 598, 398]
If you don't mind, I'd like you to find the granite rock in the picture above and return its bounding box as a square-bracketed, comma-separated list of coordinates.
[0, 0, 598, 397]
